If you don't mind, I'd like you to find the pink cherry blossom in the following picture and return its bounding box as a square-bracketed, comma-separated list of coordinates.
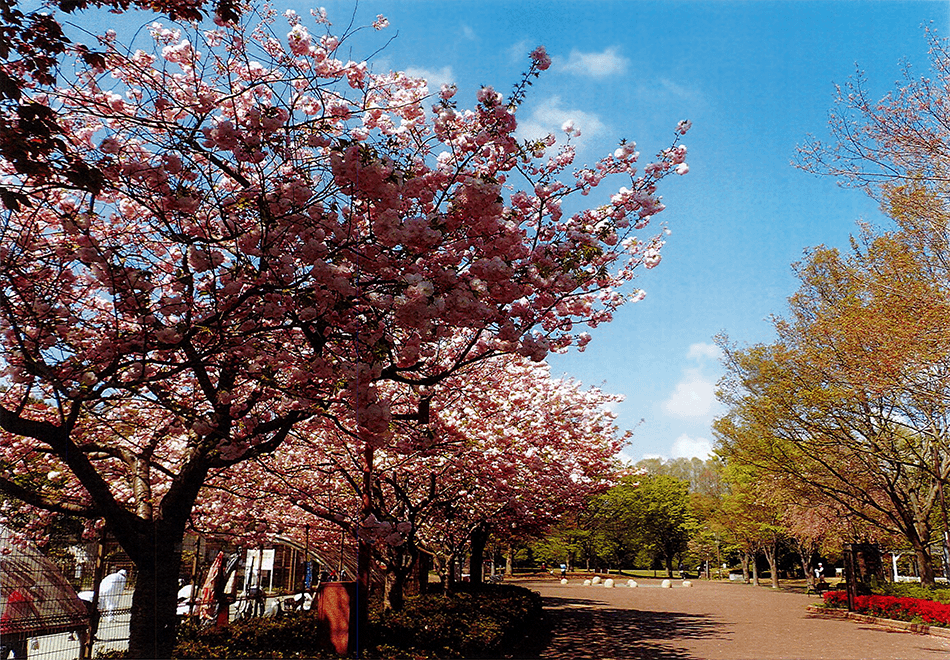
[530, 46, 552, 71]
[0, 7, 689, 647]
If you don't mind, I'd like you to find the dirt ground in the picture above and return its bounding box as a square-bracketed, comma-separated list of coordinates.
[517, 577, 950, 660]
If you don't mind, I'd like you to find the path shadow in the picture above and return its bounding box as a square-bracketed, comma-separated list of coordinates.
[804, 610, 950, 652]
[537, 595, 724, 660]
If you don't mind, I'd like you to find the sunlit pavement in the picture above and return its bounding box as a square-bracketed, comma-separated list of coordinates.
[520, 577, 950, 660]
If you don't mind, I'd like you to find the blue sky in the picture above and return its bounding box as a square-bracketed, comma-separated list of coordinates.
[77, 1, 950, 462]
[295, 0, 947, 462]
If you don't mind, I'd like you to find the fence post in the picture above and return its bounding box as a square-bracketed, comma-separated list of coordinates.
[80, 534, 106, 660]
[188, 536, 201, 617]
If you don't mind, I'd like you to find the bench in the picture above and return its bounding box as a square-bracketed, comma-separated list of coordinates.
[807, 581, 834, 595]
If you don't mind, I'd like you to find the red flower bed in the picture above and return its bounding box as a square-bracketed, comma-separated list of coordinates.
[822, 590, 950, 627]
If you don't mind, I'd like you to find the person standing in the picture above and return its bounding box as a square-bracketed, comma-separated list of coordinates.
[98, 570, 127, 621]
[1, 587, 39, 659]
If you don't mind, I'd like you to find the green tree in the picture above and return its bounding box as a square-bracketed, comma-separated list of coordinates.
[635, 456, 723, 498]
[596, 474, 694, 578]
[530, 519, 597, 572]
[717, 463, 788, 588]
[715, 224, 950, 584]
[794, 28, 950, 586]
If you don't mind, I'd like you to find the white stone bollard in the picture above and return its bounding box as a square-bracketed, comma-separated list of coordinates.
[560, 578, 568, 585]
[661, 579, 672, 588]
[627, 579, 638, 588]
[583, 579, 592, 586]
[604, 578, 615, 588]
[682, 580, 693, 588]
[591, 576, 602, 585]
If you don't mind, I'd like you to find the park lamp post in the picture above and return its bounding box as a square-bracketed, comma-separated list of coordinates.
[933, 444, 950, 579]
[716, 534, 722, 580]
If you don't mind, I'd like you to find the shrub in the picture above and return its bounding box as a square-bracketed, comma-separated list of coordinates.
[879, 582, 950, 604]
[168, 584, 545, 658]
[822, 590, 950, 627]
[174, 614, 334, 659]
[822, 590, 848, 609]
[365, 584, 546, 659]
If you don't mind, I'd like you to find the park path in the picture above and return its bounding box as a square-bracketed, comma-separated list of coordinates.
[518, 577, 950, 660]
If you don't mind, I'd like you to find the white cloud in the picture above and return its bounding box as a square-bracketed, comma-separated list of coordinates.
[662, 342, 724, 418]
[687, 342, 722, 361]
[403, 66, 455, 92]
[461, 25, 477, 41]
[556, 47, 629, 78]
[517, 95, 606, 145]
[671, 434, 714, 460]
[662, 369, 718, 418]
[660, 78, 697, 100]
[507, 39, 529, 60]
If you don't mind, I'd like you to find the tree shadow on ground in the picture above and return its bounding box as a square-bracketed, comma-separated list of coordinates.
[802, 611, 950, 655]
[536, 595, 724, 660]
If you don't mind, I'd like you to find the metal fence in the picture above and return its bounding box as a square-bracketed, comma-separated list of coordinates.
[1, 526, 97, 660]
[6, 530, 359, 659]
[0, 600, 131, 660]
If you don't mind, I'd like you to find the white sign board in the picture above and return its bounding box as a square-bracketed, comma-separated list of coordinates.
[261, 548, 275, 572]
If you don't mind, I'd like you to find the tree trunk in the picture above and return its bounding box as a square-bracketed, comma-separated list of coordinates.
[126, 539, 182, 659]
[357, 446, 374, 627]
[751, 552, 760, 587]
[432, 555, 449, 592]
[443, 557, 457, 594]
[914, 543, 936, 586]
[763, 542, 780, 589]
[357, 536, 372, 609]
[505, 547, 513, 577]
[469, 523, 488, 586]
[741, 551, 750, 583]
[383, 568, 406, 612]
[801, 551, 815, 588]
[664, 554, 674, 579]
[415, 552, 432, 595]
[382, 543, 417, 612]
[901, 515, 937, 586]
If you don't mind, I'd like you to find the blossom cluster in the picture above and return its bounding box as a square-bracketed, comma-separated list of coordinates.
[0, 6, 687, 555]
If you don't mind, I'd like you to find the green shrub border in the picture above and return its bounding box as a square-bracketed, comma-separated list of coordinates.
[878, 582, 950, 604]
[173, 614, 331, 658]
[101, 583, 549, 658]
[364, 583, 547, 659]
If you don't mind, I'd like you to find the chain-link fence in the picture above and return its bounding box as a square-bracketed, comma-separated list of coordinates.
[4, 527, 365, 659]
[1, 525, 93, 660]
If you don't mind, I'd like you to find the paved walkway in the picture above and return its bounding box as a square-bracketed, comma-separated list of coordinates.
[519, 577, 950, 660]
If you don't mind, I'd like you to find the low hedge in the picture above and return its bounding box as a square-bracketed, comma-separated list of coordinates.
[165, 583, 545, 659]
[878, 581, 950, 604]
[822, 590, 950, 627]
[174, 615, 332, 658]
[364, 583, 546, 659]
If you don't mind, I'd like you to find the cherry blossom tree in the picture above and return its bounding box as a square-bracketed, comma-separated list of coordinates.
[0, 7, 689, 654]
[195, 355, 626, 611]
[0, 0, 239, 216]
[798, 28, 950, 200]
[408, 359, 626, 593]
[781, 498, 844, 589]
